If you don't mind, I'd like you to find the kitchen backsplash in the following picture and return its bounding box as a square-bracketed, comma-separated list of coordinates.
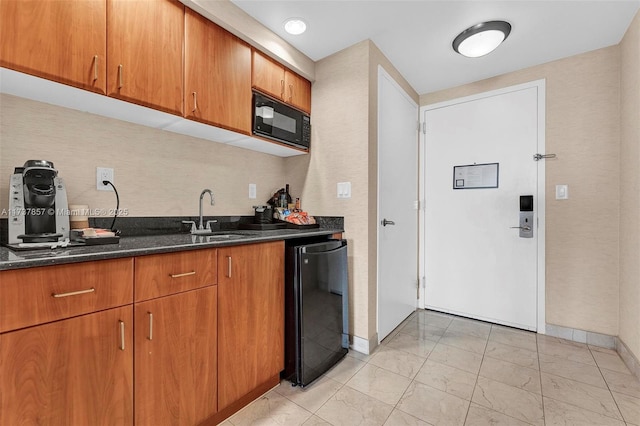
[0, 94, 291, 219]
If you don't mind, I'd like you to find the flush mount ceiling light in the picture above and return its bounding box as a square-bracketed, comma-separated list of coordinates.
[453, 20, 511, 58]
[284, 18, 307, 35]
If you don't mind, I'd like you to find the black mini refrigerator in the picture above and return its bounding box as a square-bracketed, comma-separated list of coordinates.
[284, 239, 349, 387]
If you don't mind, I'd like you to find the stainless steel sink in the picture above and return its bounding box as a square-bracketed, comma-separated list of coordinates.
[188, 231, 254, 242]
[205, 234, 245, 240]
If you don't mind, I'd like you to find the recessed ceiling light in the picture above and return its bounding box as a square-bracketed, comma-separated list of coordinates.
[453, 21, 511, 58]
[284, 18, 307, 35]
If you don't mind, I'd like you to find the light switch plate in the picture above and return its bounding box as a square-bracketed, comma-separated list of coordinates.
[249, 183, 256, 199]
[555, 184, 568, 200]
[337, 182, 351, 199]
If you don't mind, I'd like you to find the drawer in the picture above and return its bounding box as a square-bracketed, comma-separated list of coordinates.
[134, 249, 217, 302]
[0, 258, 134, 333]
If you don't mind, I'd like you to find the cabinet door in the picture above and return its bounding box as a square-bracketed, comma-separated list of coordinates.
[135, 286, 217, 425]
[252, 50, 285, 101]
[285, 70, 312, 114]
[185, 9, 252, 134]
[0, 0, 106, 93]
[107, 0, 184, 115]
[0, 306, 133, 425]
[217, 241, 284, 410]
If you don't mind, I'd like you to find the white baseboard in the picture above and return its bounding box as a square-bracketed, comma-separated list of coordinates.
[617, 338, 640, 381]
[545, 323, 640, 381]
[350, 334, 379, 355]
[545, 323, 616, 349]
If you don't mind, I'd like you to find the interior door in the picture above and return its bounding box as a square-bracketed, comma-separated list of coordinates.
[423, 83, 544, 331]
[378, 67, 419, 341]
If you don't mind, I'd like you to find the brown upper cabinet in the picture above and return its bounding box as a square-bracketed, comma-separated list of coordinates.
[107, 0, 184, 115]
[252, 50, 311, 114]
[185, 9, 252, 134]
[0, 0, 107, 94]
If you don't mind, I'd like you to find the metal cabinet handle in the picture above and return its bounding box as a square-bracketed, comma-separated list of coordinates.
[52, 287, 95, 298]
[117, 64, 123, 89]
[226, 256, 232, 278]
[119, 320, 125, 351]
[510, 226, 531, 231]
[192, 91, 197, 113]
[93, 55, 98, 81]
[381, 219, 395, 226]
[148, 312, 153, 341]
[169, 271, 196, 278]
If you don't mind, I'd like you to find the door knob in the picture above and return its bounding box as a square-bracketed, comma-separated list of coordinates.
[381, 219, 395, 226]
[510, 226, 531, 231]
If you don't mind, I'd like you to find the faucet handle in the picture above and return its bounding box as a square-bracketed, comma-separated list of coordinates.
[205, 220, 218, 231]
[181, 220, 197, 233]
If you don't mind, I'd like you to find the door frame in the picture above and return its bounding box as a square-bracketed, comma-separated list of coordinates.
[377, 65, 420, 343]
[418, 79, 546, 333]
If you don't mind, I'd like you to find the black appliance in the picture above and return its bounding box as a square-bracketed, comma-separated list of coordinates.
[253, 91, 311, 150]
[284, 239, 349, 387]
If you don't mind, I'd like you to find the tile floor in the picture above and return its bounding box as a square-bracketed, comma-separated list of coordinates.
[222, 309, 640, 425]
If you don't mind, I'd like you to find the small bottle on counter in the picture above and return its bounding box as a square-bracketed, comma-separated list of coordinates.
[295, 198, 301, 211]
[285, 184, 292, 204]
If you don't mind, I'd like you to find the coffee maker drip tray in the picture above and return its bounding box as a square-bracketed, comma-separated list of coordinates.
[17, 233, 63, 243]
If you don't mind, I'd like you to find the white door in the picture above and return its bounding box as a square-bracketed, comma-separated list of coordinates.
[378, 67, 419, 341]
[423, 81, 545, 331]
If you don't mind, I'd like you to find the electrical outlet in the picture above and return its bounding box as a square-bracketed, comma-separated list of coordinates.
[97, 167, 114, 191]
[249, 183, 257, 199]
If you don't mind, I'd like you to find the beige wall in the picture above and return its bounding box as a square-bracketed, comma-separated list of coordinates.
[619, 12, 640, 361]
[285, 40, 418, 347]
[421, 46, 621, 336]
[0, 94, 287, 217]
[285, 40, 371, 342]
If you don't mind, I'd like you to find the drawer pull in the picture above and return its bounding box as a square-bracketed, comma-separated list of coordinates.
[169, 271, 196, 278]
[226, 256, 232, 278]
[118, 64, 123, 89]
[148, 312, 153, 341]
[93, 55, 98, 81]
[119, 320, 125, 351]
[52, 287, 96, 298]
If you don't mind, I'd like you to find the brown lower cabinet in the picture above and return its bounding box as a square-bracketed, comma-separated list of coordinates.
[0, 241, 285, 425]
[0, 306, 134, 426]
[135, 286, 217, 425]
[217, 241, 285, 411]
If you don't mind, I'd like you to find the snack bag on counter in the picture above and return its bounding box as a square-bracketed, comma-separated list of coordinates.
[284, 211, 316, 225]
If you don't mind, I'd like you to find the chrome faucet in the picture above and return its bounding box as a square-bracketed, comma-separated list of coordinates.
[199, 189, 215, 230]
[182, 189, 217, 234]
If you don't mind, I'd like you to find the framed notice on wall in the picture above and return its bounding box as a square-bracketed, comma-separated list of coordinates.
[453, 163, 499, 189]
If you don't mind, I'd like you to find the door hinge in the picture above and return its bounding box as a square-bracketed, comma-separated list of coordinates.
[422, 122, 426, 134]
[417, 120, 420, 132]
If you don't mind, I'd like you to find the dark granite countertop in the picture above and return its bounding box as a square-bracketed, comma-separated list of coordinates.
[0, 216, 344, 271]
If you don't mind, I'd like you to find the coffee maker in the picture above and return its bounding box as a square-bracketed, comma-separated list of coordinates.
[8, 160, 70, 244]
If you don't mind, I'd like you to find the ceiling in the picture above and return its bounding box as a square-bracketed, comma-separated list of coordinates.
[230, 0, 640, 95]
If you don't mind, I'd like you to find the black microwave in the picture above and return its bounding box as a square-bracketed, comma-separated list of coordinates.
[253, 92, 310, 150]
